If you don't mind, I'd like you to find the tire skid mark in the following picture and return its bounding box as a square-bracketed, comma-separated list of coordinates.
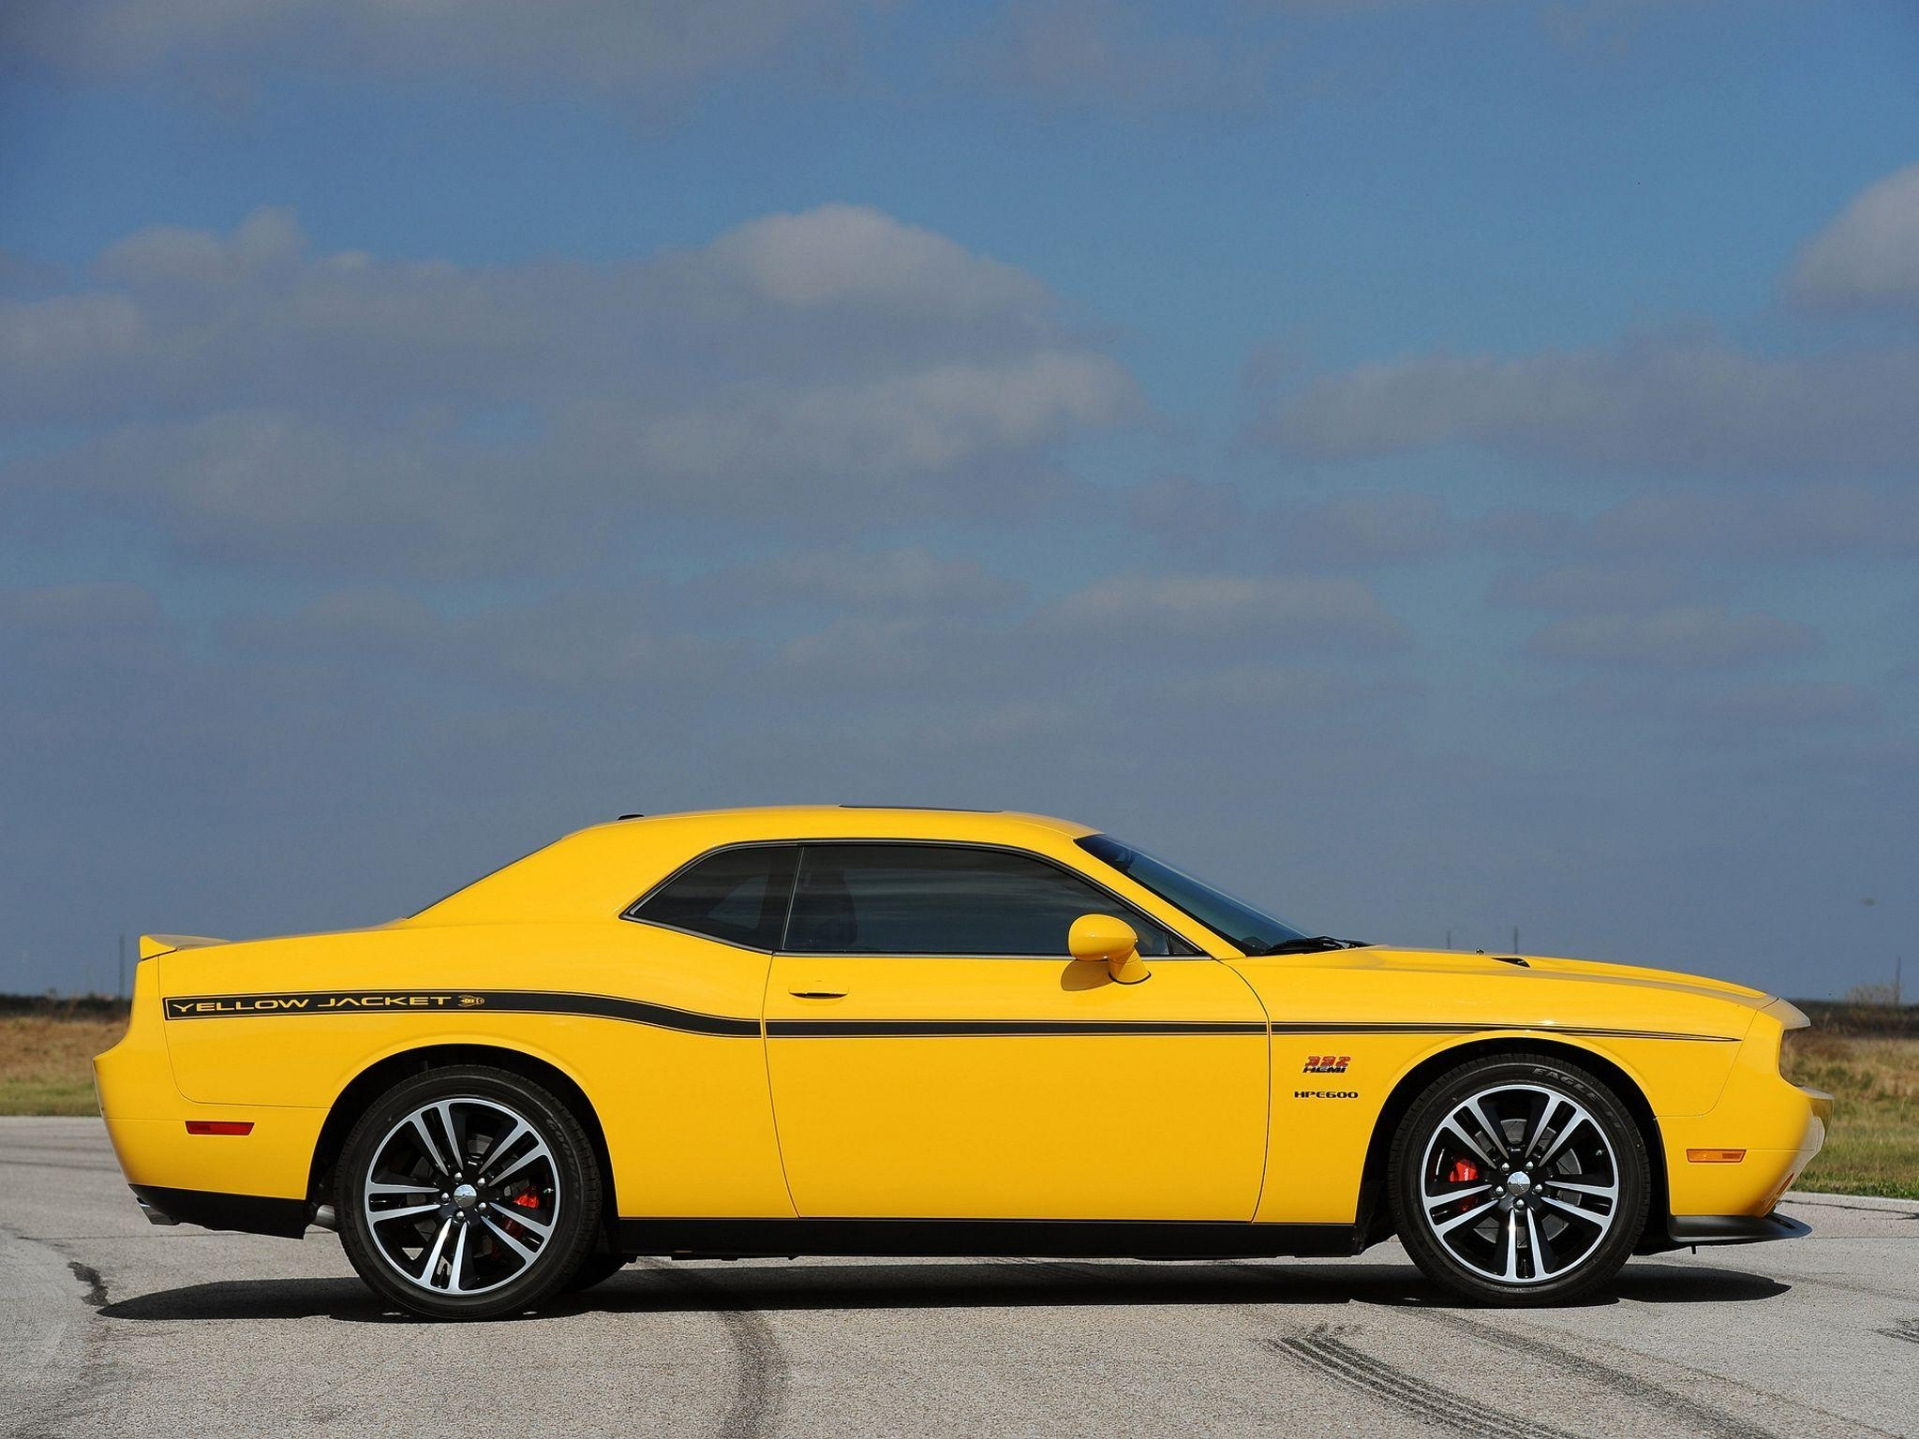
[1420, 1312, 1895, 1439]
[1269, 1325, 1589, 1439]
[1415, 1311, 1775, 1439]
[1730, 1265, 1917, 1305]
[633, 1258, 788, 1439]
[1880, 1317, 1919, 1346]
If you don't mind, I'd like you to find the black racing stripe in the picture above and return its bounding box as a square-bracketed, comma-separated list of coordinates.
[161, 989, 760, 1038]
[768, 1019, 1736, 1040]
[157, 991, 1739, 1044]
[766, 1019, 1269, 1038]
[1265, 1022, 1740, 1042]
[468, 991, 760, 1036]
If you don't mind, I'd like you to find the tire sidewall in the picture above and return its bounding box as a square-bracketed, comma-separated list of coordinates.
[1390, 1053, 1649, 1306]
[336, 1064, 602, 1319]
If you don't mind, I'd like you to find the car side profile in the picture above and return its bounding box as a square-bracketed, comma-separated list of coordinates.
[96, 806, 1830, 1318]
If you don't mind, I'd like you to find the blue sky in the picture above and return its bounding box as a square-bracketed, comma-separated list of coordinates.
[2, 0, 1915, 998]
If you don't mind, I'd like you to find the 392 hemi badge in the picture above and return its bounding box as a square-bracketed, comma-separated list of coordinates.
[1302, 1054, 1350, 1074]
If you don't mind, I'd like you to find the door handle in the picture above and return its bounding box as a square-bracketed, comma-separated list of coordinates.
[788, 990, 847, 1000]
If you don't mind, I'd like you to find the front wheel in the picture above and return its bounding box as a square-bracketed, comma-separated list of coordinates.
[336, 1065, 603, 1319]
[1389, 1053, 1649, 1305]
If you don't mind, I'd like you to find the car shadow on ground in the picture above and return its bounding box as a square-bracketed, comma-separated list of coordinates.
[97, 1257, 1789, 1325]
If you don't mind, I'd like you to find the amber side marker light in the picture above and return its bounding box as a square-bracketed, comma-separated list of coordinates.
[1686, 1148, 1746, 1164]
[184, 1121, 254, 1136]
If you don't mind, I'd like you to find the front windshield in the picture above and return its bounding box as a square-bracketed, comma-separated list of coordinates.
[1077, 834, 1310, 954]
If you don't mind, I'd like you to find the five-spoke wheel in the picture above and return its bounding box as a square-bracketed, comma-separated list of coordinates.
[337, 1066, 602, 1319]
[1391, 1054, 1647, 1304]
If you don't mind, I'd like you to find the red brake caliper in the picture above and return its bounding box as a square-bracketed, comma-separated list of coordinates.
[501, 1188, 541, 1238]
[1448, 1159, 1479, 1184]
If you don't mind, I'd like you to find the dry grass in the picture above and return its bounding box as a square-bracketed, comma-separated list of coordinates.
[1782, 1032, 1919, 1199]
[0, 1013, 126, 1115]
[1, 1013, 1912, 1196]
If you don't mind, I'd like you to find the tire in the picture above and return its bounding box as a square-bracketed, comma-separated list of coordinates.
[1388, 1052, 1649, 1306]
[336, 1064, 603, 1320]
[563, 1250, 629, 1294]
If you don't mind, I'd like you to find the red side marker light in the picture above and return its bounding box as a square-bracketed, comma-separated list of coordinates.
[185, 1121, 254, 1136]
[1448, 1159, 1479, 1184]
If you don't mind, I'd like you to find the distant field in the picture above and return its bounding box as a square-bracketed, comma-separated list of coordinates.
[1782, 1031, 1919, 1200]
[0, 1011, 125, 1116]
[3, 1002, 1913, 1197]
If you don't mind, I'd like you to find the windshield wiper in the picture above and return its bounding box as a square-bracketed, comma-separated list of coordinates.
[1249, 935, 1371, 955]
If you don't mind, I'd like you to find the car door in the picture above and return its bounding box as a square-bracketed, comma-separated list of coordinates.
[763, 842, 1270, 1221]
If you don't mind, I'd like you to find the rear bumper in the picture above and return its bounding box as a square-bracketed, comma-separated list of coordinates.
[93, 963, 324, 1207]
[129, 1184, 312, 1239]
[1667, 1209, 1811, 1247]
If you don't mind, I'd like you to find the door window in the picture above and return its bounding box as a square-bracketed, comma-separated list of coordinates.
[782, 844, 1191, 956]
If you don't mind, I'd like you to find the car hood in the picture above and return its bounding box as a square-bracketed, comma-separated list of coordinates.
[1354, 947, 1776, 1009]
[1231, 943, 1784, 1045]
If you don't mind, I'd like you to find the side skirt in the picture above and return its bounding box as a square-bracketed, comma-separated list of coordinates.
[614, 1218, 1361, 1262]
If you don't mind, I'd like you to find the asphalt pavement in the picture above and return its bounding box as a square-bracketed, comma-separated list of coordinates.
[2, 1117, 1913, 1437]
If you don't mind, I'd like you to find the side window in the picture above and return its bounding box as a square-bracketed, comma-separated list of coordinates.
[627, 845, 798, 950]
[782, 844, 1191, 957]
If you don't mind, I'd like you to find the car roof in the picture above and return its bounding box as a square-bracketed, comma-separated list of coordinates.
[596, 804, 1087, 836]
[406, 806, 1099, 927]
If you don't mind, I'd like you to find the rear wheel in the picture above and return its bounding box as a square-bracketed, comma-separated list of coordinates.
[336, 1065, 602, 1319]
[1389, 1053, 1648, 1306]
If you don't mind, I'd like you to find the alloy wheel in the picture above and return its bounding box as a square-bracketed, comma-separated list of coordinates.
[1416, 1081, 1620, 1287]
[361, 1096, 562, 1297]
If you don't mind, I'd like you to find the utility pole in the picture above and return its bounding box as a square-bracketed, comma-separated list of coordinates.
[1445, 929, 1452, 949]
[1512, 926, 1519, 954]
[1897, 955, 1904, 1009]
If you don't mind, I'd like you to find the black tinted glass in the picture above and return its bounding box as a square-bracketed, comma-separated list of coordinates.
[632, 846, 798, 950]
[1077, 834, 1308, 954]
[783, 844, 1183, 956]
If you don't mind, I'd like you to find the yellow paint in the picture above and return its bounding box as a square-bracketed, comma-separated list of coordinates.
[764, 953, 1266, 1218]
[94, 806, 1825, 1234]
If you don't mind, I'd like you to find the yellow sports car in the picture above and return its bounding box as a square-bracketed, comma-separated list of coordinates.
[96, 806, 1829, 1318]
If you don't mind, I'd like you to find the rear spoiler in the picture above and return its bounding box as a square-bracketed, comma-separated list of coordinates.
[138, 934, 229, 961]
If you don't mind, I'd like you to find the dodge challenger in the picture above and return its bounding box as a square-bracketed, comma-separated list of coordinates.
[95, 806, 1829, 1318]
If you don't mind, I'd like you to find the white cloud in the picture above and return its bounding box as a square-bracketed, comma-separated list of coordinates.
[706, 205, 1051, 314]
[1791, 163, 1919, 310]
[2, 205, 1138, 573]
[1260, 333, 1919, 478]
[1045, 572, 1409, 650]
[1130, 478, 1455, 565]
[4, 0, 878, 101]
[1487, 561, 1691, 613]
[1526, 606, 1819, 670]
[962, 0, 1273, 113]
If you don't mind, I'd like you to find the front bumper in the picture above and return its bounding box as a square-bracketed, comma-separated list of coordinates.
[1667, 1209, 1812, 1247]
[1659, 1002, 1831, 1231]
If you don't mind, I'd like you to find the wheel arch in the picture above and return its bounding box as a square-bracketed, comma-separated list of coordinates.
[1353, 1036, 1667, 1252]
[307, 1043, 618, 1240]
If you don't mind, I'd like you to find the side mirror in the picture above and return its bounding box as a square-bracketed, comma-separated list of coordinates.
[1068, 913, 1151, 985]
